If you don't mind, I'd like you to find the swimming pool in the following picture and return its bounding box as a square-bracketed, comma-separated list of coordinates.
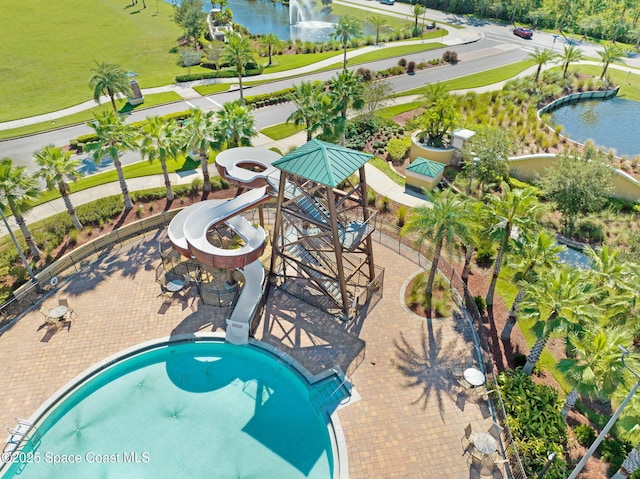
[2, 338, 336, 478]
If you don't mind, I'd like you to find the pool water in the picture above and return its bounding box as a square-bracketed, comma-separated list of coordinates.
[3, 341, 333, 479]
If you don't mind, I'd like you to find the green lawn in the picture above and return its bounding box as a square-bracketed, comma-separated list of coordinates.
[566, 65, 640, 101]
[0, 0, 193, 122]
[192, 83, 232, 96]
[0, 92, 182, 140]
[369, 156, 405, 185]
[376, 101, 422, 119]
[260, 123, 305, 140]
[350, 42, 446, 64]
[261, 50, 346, 74]
[326, 3, 413, 32]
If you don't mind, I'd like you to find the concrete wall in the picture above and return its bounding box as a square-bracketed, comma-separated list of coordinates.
[409, 131, 455, 165]
[406, 170, 443, 192]
[508, 154, 640, 202]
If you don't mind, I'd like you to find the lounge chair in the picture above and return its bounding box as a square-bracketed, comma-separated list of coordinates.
[488, 423, 503, 440]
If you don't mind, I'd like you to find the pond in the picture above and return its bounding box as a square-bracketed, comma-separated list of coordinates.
[556, 244, 592, 270]
[549, 97, 640, 158]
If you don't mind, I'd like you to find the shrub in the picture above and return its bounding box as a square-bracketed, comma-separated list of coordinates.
[407, 61, 416, 74]
[189, 177, 203, 195]
[475, 246, 495, 266]
[513, 353, 527, 369]
[386, 137, 411, 162]
[380, 196, 390, 213]
[575, 219, 605, 244]
[355, 68, 373, 82]
[573, 424, 595, 447]
[367, 188, 377, 206]
[77, 196, 124, 226]
[398, 57, 407, 68]
[396, 206, 407, 228]
[473, 295, 486, 316]
[442, 50, 458, 63]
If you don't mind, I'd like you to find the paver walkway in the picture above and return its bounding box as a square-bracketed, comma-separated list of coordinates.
[0, 231, 496, 478]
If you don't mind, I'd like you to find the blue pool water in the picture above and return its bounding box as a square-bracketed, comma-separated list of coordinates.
[2, 341, 333, 478]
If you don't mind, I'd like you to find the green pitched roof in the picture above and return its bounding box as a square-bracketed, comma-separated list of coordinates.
[406, 157, 445, 178]
[272, 139, 373, 187]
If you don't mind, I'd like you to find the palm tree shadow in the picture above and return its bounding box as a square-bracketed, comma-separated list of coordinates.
[392, 322, 460, 421]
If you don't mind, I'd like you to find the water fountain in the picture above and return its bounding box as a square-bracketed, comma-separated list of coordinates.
[289, 0, 335, 33]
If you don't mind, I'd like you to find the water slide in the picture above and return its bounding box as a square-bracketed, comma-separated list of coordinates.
[168, 148, 282, 345]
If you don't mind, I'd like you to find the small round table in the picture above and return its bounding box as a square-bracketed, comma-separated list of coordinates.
[49, 305, 68, 319]
[166, 279, 184, 293]
[473, 432, 497, 455]
[464, 367, 486, 387]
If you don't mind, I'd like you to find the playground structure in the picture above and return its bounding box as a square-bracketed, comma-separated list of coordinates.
[167, 141, 383, 345]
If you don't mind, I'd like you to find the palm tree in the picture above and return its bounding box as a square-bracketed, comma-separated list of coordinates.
[215, 101, 257, 149]
[500, 230, 564, 341]
[483, 184, 544, 308]
[368, 15, 387, 45]
[286, 81, 330, 141]
[557, 326, 633, 421]
[182, 108, 218, 193]
[527, 48, 557, 82]
[561, 44, 584, 79]
[34, 146, 83, 230]
[598, 44, 625, 79]
[88, 62, 132, 113]
[520, 267, 599, 375]
[460, 200, 483, 285]
[220, 33, 256, 104]
[328, 69, 365, 147]
[259, 33, 281, 66]
[139, 117, 182, 202]
[85, 110, 138, 210]
[0, 158, 42, 259]
[401, 190, 472, 312]
[612, 391, 640, 479]
[411, 4, 426, 36]
[331, 16, 362, 70]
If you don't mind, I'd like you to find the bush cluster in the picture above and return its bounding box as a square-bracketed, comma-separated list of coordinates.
[245, 88, 294, 109]
[442, 50, 458, 63]
[344, 116, 404, 154]
[175, 67, 262, 82]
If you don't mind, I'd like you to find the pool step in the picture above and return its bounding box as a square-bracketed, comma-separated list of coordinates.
[310, 375, 351, 413]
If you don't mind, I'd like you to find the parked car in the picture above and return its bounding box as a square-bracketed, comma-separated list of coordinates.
[379, 0, 395, 5]
[513, 27, 533, 39]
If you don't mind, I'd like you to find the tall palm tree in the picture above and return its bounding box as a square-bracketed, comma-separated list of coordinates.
[34, 145, 83, 230]
[368, 15, 387, 45]
[286, 81, 330, 141]
[139, 117, 182, 202]
[561, 44, 584, 79]
[220, 33, 256, 104]
[500, 230, 565, 341]
[460, 200, 483, 285]
[411, 4, 426, 36]
[598, 43, 626, 79]
[88, 62, 132, 113]
[557, 326, 633, 421]
[85, 110, 138, 210]
[215, 101, 257, 149]
[328, 69, 365, 147]
[483, 184, 544, 308]
[520, 267, 600, 375]
[259, 33, 281, 66]
[331, 16, 362, 70]
[401, 191, 472, 312]
[0, 158, 42, 259]
[527, 48, 557, 82]
[182, 108, 218, 193]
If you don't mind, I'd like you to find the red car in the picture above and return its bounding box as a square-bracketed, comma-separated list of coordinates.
[513, 27, 533, 39]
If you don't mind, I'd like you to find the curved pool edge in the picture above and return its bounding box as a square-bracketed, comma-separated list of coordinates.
[1, 332, 348, 479]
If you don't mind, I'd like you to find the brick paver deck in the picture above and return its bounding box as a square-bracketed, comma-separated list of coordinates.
[0, 234, 498, 478]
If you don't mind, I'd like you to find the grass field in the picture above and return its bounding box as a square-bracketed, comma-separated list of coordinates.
[0, 0, 190, 122]
[260, 123, 305, 140]
[0, 92, 182, 140]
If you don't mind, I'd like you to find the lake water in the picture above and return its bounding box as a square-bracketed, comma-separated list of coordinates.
[550, 97, 640, 158]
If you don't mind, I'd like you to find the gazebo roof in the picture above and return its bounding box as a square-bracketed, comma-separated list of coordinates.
[406, 157, 445, 178]
[272, 139, 372, 187]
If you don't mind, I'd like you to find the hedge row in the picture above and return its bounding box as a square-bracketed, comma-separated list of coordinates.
[175, 67, 263, 83]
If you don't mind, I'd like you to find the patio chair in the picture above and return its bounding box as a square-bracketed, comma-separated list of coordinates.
[458, 377, 473, 391]
[461, 423, 475, 451]
[488, 423, 503, 440]
[38, 305, 51, 320]
[465, 354, 475, 368]
[449, 365, 464, 379]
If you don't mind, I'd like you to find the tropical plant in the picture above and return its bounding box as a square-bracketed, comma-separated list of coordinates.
[520, 267, 600, 375]
[368, 15, 387, 45]
[215, 101, 257, 148]
[561, 44, 584, 78]
[85, 110, 139, 210]
[500, 230, 564, 341]
[139, 117, 183, 201]
[34, 145, 83, 230]
[331, 16, 362, 70]
[182, 108, 218, 193]
[612, 387, 640, 479]
[362, 79, 393, 118]
[286, 81, 330, 141]
[414, 84, 460, 148]
[462, 126, 513, 193]
[527, 48, 557, 82]
[0, 158, 42, 259]
[220, 33, 256, 103]
[401, 191, 472, 312]
[557, 326, 633, 420]
[598, 43, 626, 79]
[260, 33, 281, 66]
[88, 62, 132, 113]
[326, 69, 365, 146]
[411, 4, 426, 36]
[483, 184, 544, 308]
